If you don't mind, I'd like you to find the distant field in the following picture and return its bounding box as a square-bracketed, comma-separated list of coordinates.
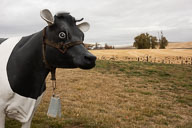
[167, 42, 192, 49]
[113, 42, 192, 49]
[6, 60, 192, 128]
[90, 49, 192, 58]
[90, 47, 192, 65]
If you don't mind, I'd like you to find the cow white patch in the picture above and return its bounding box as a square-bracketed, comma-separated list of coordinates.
[5, 94, 36, 123]
[0, 37, 22, 100]
[0, 37, 40, 123]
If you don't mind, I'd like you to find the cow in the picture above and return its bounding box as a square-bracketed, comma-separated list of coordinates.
[0, 9, 96, 128]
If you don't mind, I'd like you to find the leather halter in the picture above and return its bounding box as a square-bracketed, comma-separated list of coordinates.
[42, 27, 84, 80]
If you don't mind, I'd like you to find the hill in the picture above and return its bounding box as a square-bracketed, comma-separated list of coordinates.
[167, 42, 192, 49]
[113, 42, 192, 49]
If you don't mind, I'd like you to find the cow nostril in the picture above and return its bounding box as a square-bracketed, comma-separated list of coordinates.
[84, 55, 96, 62]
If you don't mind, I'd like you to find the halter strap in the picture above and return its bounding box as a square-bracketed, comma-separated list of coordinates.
[44, 39, 83, 54]
[42, 27, 84, 80]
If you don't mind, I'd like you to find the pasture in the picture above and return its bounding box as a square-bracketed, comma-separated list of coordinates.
[91, 49, 192, 65]
[90, 49, 192, 58]
[6, 58, 192, 127]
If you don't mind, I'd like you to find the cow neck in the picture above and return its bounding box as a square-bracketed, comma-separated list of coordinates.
[7, 31, 50, 99]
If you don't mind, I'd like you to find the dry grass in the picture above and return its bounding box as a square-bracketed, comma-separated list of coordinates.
[6, 60, 192, 128]
[167, 42, 192, 49]
[90, 49, 192, 65]
[90, 49, 192, 59]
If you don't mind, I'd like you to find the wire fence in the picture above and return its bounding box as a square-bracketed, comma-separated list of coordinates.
[98, 55, 192, 65]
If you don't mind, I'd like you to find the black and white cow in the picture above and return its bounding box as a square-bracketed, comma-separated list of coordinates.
[0, 9, 96, 128]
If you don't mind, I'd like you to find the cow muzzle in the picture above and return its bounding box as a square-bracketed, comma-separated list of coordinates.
[73, 53, 96, 69]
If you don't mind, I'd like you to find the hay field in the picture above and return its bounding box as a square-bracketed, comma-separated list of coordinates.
[90, 42, 192, 61]
[90, 49, 192, 59]
[167, 42, 192, 49]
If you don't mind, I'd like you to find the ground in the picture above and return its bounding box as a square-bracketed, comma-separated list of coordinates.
[6, 59, 192, 128]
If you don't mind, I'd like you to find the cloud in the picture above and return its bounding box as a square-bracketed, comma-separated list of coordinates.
[0, 0, 192, 45]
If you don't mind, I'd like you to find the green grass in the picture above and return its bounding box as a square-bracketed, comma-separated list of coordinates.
[96, 60, 192, 90]
[5, 60, 192, 128]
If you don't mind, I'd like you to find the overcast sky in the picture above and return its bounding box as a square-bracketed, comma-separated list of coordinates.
[0, 0, 192, 45]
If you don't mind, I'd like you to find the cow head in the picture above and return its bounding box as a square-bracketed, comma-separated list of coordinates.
[40, 9, 96, 69]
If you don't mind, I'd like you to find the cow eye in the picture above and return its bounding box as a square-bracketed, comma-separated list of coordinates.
[59, 32, 66, 39]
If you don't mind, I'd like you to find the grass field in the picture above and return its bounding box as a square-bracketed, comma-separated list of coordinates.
[167, 42, 192, 49]
[90, 49, 192, 59]
[6, 60, 192, 128]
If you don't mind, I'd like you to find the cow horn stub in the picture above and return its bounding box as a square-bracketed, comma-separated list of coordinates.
[56, 11, 70, 17]
[75, 18, 84, 22]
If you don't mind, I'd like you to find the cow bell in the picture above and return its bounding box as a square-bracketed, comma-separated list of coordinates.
[47, 96, 62, 118]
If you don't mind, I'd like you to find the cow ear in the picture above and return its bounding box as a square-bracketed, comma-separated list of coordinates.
[40, 9, 54, 25]
[77, 22, 90, 32]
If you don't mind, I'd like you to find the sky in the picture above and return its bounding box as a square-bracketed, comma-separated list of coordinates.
[0, 0, 192, 45]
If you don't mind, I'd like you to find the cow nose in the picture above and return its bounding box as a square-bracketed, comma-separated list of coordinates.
[84, 55, 97, 62]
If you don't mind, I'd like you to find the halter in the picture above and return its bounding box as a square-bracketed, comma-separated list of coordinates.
[42, 27, 84, 95]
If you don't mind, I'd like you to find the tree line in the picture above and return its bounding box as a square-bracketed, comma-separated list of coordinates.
[133, 32, 168, 49]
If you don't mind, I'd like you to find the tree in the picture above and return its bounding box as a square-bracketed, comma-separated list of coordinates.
[95, 42, 98, 49]
[133, 33, 150, 49]
[151, 36, 158, 49]
[104, 43, 113, 49]
[133, 33, 158, 49]
[159, 31, 168, 49]
[159, 36, 168, 49]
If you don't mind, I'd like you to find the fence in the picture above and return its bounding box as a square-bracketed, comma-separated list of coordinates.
[98, 55, 192, 65]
